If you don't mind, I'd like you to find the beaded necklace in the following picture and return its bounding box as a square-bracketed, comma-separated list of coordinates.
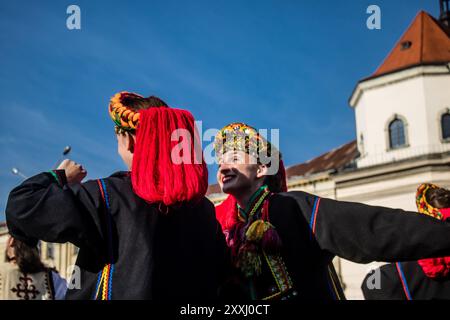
[237, 185, 270, 223]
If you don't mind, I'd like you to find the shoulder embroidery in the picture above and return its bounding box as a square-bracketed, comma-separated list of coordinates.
[309, 197, 321, 237]
[11, 274, 41, 300]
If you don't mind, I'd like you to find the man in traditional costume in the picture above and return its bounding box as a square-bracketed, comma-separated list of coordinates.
[214, 122, 450, 300]
[6, 92, 227, 300]
[362, 183, 450, 300]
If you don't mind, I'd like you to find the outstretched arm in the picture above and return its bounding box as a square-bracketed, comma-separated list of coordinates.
[288, 191, 450, 264]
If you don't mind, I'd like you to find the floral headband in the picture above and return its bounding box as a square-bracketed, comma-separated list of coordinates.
[416, 183, 443, 220]
[109, 91, 142, 134]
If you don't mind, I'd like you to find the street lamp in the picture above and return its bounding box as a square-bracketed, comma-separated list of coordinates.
[11, 167, 28, 179]
[11, 146, 73, 179]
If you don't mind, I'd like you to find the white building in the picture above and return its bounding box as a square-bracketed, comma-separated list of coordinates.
[338, 9, 450, 299]
[207, 8, 450, 299]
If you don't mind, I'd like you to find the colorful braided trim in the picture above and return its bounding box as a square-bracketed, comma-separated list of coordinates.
[93, 179, 115, 300]
[396, 262, 412, 300]
[309, 196, 321, 238]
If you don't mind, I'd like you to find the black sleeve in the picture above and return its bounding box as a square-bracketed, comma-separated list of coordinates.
[362, 264, 406, 300]
[5, 171, 104, 251]
[287, 191, 450, 263]
[216, 219, 231, 279]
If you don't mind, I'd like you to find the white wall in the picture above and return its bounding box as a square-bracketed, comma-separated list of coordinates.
[424, 75, 450, 144]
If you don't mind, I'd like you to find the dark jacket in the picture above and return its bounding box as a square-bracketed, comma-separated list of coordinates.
[249, 191, 450, 300]
[362, 261, 450, 300]
[6, 171, 228, 300]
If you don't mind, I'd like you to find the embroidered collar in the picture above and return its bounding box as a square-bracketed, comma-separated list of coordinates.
[237, 185, 270, 222]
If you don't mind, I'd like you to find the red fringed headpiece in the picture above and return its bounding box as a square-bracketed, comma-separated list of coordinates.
[131, 107, 208, 207]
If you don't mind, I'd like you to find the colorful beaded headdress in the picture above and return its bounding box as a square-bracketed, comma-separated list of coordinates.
[109, 91, 142, 134]
[416, 183, 443, 220]
[214, 122, 276, 161]
[215, 122, 288, 232]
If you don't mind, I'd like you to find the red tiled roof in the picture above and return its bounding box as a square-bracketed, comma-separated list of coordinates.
[285, 140, 358, 178]
[368, 11, 450, 80]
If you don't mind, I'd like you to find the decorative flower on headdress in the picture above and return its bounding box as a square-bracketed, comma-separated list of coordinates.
[109, 91, 142, 134]
[416, 183, 443, 220]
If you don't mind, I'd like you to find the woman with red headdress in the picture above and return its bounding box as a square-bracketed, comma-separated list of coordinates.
[214, 123, 344, 300]
[6, 92, 227, 300]
[362, 183, 450, 300]
[214, 123, 450, 301]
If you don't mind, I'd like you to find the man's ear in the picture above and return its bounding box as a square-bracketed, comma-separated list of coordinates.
[256, 164, 269, 179]
[127, 133, 135, 154]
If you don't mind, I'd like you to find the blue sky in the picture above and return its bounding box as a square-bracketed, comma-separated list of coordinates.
[0, 0, 440, 220]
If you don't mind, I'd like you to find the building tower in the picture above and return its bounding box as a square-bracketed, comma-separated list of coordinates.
[349, 11, 450, 169]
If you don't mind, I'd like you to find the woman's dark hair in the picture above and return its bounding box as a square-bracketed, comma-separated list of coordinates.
[5, 238, 47, 274]
[122, 95, 168, 111]
[264, 171, 284, 193]
[262, 151, 285, 193]
[426, 187, 450, 209]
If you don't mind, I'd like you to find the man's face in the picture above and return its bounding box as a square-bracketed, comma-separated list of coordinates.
[217, 151, 264, 195]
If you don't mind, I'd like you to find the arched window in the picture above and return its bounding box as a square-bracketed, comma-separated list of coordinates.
[442, 113, 450, 140]
[389, 118, 406, 149]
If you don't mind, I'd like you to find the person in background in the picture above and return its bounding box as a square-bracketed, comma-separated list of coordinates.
[0, 235, 67, 300]
[362, 183, 450, 300]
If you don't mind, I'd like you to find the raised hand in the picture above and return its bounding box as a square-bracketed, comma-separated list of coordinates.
[56, 159, 87, 184]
